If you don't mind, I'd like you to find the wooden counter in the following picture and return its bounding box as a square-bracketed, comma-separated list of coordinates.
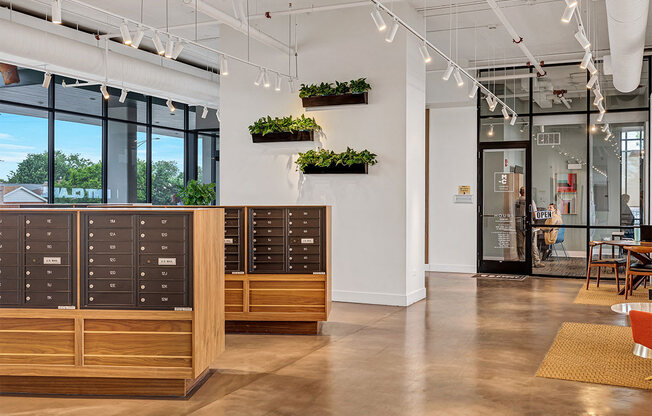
[0, 208, 224, 397]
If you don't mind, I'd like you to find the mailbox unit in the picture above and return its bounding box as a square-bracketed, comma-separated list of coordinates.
[0, 208, 224, 398]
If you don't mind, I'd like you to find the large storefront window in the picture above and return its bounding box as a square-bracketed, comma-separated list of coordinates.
[151, 128, 184, 205]
[107, 121, 147, 203]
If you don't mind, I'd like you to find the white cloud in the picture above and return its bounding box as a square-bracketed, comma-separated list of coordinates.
[0, 143, 35, 150]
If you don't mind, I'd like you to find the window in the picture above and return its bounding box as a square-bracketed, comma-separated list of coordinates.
[54, 113, 102, 203]
[108, 87, 147, 124]
[0, 66, 48, 107]
[55, 76, 103, 116]
[479, 67, 530, 116]
[532, 66, 588, 113]
[107, 121, 147, 203]
[0, 104, 49, 204]
[151, 127, 184, 205]
[198, 133, 218, 203]
[152, 97, 184, 130]
[479, 116, 529, 143]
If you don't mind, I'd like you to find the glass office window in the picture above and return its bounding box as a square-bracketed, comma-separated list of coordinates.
[479, 116, 529, 143]
[532, 66, 588, 113]
[531, 227, 586, 277]
[0, 66, 49, 107]
[151, 127, 184, 205]
[54, 113, 102, 203]
[532, 115, 587, 226]
[107, 121, 147, 203]
[55, 76, 103, 116]
[479, 67, 530, 116]
[594, 59, 649, 111]
[152, 97, 184, 130]
[108, 88, 147, 124]
[198, 134, 218, 203]
[0, 104, 49, 204]
[590, 112, 648, 227]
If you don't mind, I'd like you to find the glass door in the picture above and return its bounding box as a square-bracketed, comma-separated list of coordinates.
[479, 147, 530, 274]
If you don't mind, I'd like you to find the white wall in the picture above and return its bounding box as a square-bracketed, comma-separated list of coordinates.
[220, 5, 426, 306]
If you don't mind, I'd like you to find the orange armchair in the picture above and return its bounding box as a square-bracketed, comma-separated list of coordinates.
[629, 310, 652, 380]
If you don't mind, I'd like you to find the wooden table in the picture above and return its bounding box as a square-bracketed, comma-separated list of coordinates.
[602, 240, 652, 296]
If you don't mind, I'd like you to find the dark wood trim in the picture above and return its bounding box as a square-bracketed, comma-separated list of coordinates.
[226, 320, 320, 335]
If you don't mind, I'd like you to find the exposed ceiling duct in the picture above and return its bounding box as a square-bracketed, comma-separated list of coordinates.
[605, 0, 650, 93]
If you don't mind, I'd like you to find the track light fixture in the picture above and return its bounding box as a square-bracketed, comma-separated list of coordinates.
[51, 0, 62, 24]
[485, 95, 493, 110]
[263, 70, 271, 88]
[601, 123, 609, 132]
[501, 106, 509, 119]
[120, 20, 132, 46]
[201, 106, 208, 119]
[469, 83, 478, 99]
[42, 73, 52, 89]
[596, 113, 605, 123]
[170, 40, 184, 59]
[586, 60, 597, 75]
[597, 101, 605, 114]
[386, 19, 399, 43]
[453, 69, 464, 87]
[288, 78, 297, 93]
[540, 125, 545, 133]
[510, 113, 517, 126]
[561, 0, 576, 23]
[587, 74, 598, 89]
[419, 43, 432, 63]
[220, 55, 229, 76]
[580, 50, 592, 69]
[152, 32, 165, 55]
[119, 89, 128, 103]
[489, 96, 498, 112]
[100, 84, 109, 100]
[164, 37, 175, 59]
[566, 0, 578, 6]
[371, 7, 387, 32]
[488, 124, 494, 137]
[594, 89, 603, 102]
[166, 99, 175, 112]
[131, 26, 145, 48]
[274, 74, 282, 92]
[442, 62, 454, 81]
[575, 27, 591, 50]
[254, 68, 265, 86]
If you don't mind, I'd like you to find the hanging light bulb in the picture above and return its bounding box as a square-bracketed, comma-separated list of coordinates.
[220, 55, 229, 76]
[501, 106, 509, 119]
[371, 7, 387, 32]
[274, 73, 282, 92]
[468, 83, 479, 99]
[131, 25, 145, 48]
[510, 113, 517, 126]
[575, 27, 591, 49]
[51, 0, 62, 24]
[580, 50, 592, 69]
[488, 124, 494, 137]
[263, 70, 271, 88]
[442, 62, 454, 81]
[119, 89, 128, 103]
[201, 106, 209, 119]
[152, 32, 165, 55]
[587, 74, 598, 89]
[42, 73, 52, 89]
[419, 43, 432, 63]
[453, 69, 464, 87]
[254, 68, 265, 86]
[100, 84, 109, 100]
[120, 20, 132, 46]
[166, 99, 175, 112]
[164, 36, 175, 58]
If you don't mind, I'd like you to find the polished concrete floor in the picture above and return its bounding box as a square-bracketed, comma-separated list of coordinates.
[2, 273, 652, 415]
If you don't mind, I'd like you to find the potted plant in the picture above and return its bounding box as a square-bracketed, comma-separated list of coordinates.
[299, 78, 371, 108]
[295, 147, 378, 174]
[248, 114, 322, 143]
[177, 180, 216, 205]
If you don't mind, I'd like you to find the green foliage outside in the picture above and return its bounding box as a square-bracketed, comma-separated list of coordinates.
[248, 114, 321, 136]
[177, 179, 216, 206]
[295, 147, 378, 172]
[299, 78, 371, 98]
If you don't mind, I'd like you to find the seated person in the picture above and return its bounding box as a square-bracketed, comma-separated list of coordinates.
[542, 203, 563, 260]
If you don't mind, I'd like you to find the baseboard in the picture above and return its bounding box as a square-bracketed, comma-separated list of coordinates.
[333, 287, 426, 307]
[426, 263, 476, 273]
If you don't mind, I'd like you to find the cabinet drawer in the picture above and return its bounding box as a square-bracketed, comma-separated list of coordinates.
[224, 237, 240, 245]
[252, 236, 283, 245]
[88, 241, 132, 254]
[0, 291, 19, 305]
[0, 279, 19, 291]
[88, 254, 132, 267]
[88, 280, 133, 292]
[0, 215, 18, 228]
[250, 288, 325, 306]
[288, 218, 321, 227]
[139, 242, 186, 254]
[225, 254, 240, 263]
[225, 244, 240, 253]
[0, 229, 19, 241]
[25, 214, 71, 228]
[0, 267, 19, 279]
[253, 245, 284, 254]
[139, 215, 187, 229]
[225, 262, 242, 272]
[25, 266, 70, 279]
[138, 280, 186, 293]
[288, 254, 321, 263]
[26, 241, 70, 253]
[251, 263, 285, 273]
[0, 254, 18, 267]
[288, 208, 322, 219]
[251, 208, 284, 218]
[138, 228, 186, 242]
[88, 229, 133, 242]
[87, 292, 133, 306]
[25, 228, 70, 242]
[225, 228, 241, 237]
[289, 236, 321, 245]
[253, 254, 284, 263]
[139, 254, 185, 267]
[25, 279, 70, 291]
[0, 240, 19, 252]
[288, 227, 321, 237]
[25, 292, 72, 306]
[88, 267, 132, 279]
[252, 218, 284, 227]
[139, 267, 186, 280]
[225, 209, 241, 219]
[288, 263, 323, 273]
[252, 227, 284, 237]
[289, 245, 321, 254]
[225, 218, 240, 227]
[87, 214, 133, 228]
[26, 254, 69, 266]
[138, 293, 186, 307]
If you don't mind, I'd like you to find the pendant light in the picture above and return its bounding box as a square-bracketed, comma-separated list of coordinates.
[575, 27, 591, 49]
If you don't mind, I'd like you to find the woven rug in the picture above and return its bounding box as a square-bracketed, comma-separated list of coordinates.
[574, 284, 651, 306]
[472, 274, 527, 281]
[536, 322, 652, 390]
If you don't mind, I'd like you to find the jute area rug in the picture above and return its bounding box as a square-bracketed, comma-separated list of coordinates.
[574, 284, 651, 306]
[536, 322, 652, 390]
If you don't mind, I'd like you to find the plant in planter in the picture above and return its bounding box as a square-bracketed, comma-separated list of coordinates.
[177, 179, 216, 205]
[248, 114, 321, 143]
[299, 78, 371, 107]
[295, 147, 378, 174]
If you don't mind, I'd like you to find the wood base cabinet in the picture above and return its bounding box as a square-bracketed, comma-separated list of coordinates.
[0, 208, 224, 398]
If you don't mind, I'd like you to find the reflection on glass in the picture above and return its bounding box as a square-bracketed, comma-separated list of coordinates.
[107, 121, 147, 203]
[151, 128, 184, 205]
[54, 114, 103, 203]
[55, 76, 103, 116]
[0, 105, 49, 204]
[108, 87, 147, 124]
[532, 226, 586, 276]
[152, 98, 184, 130]
[198, 134, 218, 204]
[479, 67, 530, 116]
[532, 66, 588, 113]
[594, 59, 649, 110]
[479, 117, 529, 142]
[0, 66, 48, 107]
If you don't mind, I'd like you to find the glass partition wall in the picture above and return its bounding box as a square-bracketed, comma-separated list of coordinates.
[478, 60, 650, 278]
[0, 66, 219, 205]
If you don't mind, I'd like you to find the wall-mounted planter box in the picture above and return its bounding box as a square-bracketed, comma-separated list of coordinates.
[251, 130, 314, 143]
[302, 163, 368, 174]
[301, 92, 368, 108]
